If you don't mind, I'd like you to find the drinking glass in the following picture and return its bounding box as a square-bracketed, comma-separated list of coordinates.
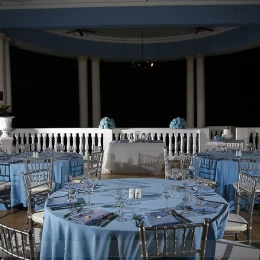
[181, 192, 190, 214]
[83, 178, 95, 205]
[161, 183, 172, 213]
[117, 194, 127, 222]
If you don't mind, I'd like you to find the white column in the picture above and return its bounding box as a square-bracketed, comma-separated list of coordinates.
[0, 33, 5, 106]
[91, 58, 101, 127]
[186, 56, 194, 128]
[78, 56, 89, 127]
[196, 55, 206, 128]
[4, 37, 12, 107]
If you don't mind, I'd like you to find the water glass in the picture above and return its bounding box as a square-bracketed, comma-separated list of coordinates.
[162, 183, 172, 213]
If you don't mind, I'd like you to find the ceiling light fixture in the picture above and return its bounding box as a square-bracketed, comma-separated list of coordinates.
[132, 28, 154, 71]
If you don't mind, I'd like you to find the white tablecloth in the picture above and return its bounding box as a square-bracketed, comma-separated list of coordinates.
[102, 142, 165, 175]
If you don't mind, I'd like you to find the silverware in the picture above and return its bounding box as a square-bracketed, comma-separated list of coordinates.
[171, 210, 192, 223]
[100, 213, 118, 227]
[63, 206, 83, 218]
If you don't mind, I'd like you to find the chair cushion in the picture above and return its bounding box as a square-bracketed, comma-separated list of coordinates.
[225, 213, 247, 232]
[215, 239, 260, 260]
[32, 211, 44, 224]
[31, 181, 55, 194]
[255, 183, 260, 193]
[0, 182, 11, 191]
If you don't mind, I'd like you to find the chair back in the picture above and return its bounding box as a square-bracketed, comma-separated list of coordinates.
[22, 156, 54, 228]
[85, 150, 104, 179]
[0, 222, 37, 259]
[236, 170, 257, 215]
[138, 218, 210, 260]
[138, 153, 163, 174]
[23, 156, 54, 193]
[180, 153, 199, 180]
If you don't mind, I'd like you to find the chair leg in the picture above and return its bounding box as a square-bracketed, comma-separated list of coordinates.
[248, 229, 252, 246]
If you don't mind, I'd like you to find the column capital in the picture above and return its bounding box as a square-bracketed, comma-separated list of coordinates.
[186, 55, 194, 60]
[5, 37, 12, 44]
[77, 56, 88, 61]
[91, 57, 100, 62]
[195, 54, 204, 59]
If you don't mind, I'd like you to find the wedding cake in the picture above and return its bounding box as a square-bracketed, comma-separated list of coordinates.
[222, 127, 233, 140]
[223, 128, 232, 136]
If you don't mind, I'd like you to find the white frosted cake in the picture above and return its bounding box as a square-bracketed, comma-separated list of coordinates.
[223, 129, 231, 135]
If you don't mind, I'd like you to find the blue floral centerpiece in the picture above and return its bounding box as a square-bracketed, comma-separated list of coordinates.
[169, 117, 187, 129]
[99, 117, 116, 129]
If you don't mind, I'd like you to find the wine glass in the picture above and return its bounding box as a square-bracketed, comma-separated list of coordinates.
[83, 178, 95, 205]
[116, 193, 128, 222]
[161, 183, 172, 213]
[171, 168, 180, 190]
[181, 192, 190, 214]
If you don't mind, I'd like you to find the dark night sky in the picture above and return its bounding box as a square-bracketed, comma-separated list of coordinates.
[9, 46, 260, 129]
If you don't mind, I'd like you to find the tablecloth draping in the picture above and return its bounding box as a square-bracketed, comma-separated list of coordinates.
[40, 178, 229, 260]
[102, 141, 165, 175]
[0, 152, 83, 207]
[196, 151, 260, 205]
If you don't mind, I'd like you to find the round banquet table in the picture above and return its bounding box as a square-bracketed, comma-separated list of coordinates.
[40, 178, 229, 260]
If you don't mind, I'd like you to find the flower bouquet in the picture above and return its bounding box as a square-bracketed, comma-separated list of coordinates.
[99, 117, 116, 129]
[169, 117, 187, 129]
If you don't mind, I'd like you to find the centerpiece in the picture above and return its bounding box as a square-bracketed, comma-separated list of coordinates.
[99, 117, 116, 129]
[0, 104, 14, 138]
[169, 117, 187, 129]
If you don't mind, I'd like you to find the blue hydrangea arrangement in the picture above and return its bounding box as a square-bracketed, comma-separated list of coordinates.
[169, 117, 187, 129]
[99, 117, 116, 129]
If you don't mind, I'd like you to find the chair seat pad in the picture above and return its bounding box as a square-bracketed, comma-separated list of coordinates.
[255, 183, 260, 193]
[215, 239, 260, 260]
[225, 213, 247, 232]
[32, 211, 44, 224]
[0, 182, 11, 191]
[31, 181, 55, 194]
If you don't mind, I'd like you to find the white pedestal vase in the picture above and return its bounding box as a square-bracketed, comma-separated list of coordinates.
[0, 116, 14, 139]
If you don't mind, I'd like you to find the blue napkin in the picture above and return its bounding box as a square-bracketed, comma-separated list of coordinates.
[46, 196, 78, 207]
[144, 211, 179, 227]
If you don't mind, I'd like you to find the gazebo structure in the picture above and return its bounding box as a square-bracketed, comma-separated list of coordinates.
[1, 0, 260, 129]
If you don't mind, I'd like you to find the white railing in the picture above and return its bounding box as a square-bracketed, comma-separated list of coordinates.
[2, 126, 258, 158]
[9, 127, 211, 159]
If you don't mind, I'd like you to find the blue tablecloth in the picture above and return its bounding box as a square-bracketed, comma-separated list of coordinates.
[197, 151, 260, 207]
[40, 178, 229, 260]
[0, 152, 83, 207]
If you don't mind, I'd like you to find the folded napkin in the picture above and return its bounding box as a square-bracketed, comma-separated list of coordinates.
[188, 200, 222, 213]
[69, 209, 110, 225]
[144, 211, 179, 227]
[46, 196, 78, 207]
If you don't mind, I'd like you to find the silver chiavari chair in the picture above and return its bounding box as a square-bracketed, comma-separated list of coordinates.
[0, 222, 41, 259]
[138, 218, 210, 260]
[225, 171, 257, 245]
[180, 153, 217, 189]
[22, 156, 54, 229]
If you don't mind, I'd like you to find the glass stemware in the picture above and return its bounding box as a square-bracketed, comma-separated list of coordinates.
[161, 183, 172, 213]
[181, 192, 190, 214]
[83, 178, 95, 205]
[116, 193, 127, 222]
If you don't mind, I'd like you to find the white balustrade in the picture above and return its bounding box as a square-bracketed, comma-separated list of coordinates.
[4, 126, 258, 158]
